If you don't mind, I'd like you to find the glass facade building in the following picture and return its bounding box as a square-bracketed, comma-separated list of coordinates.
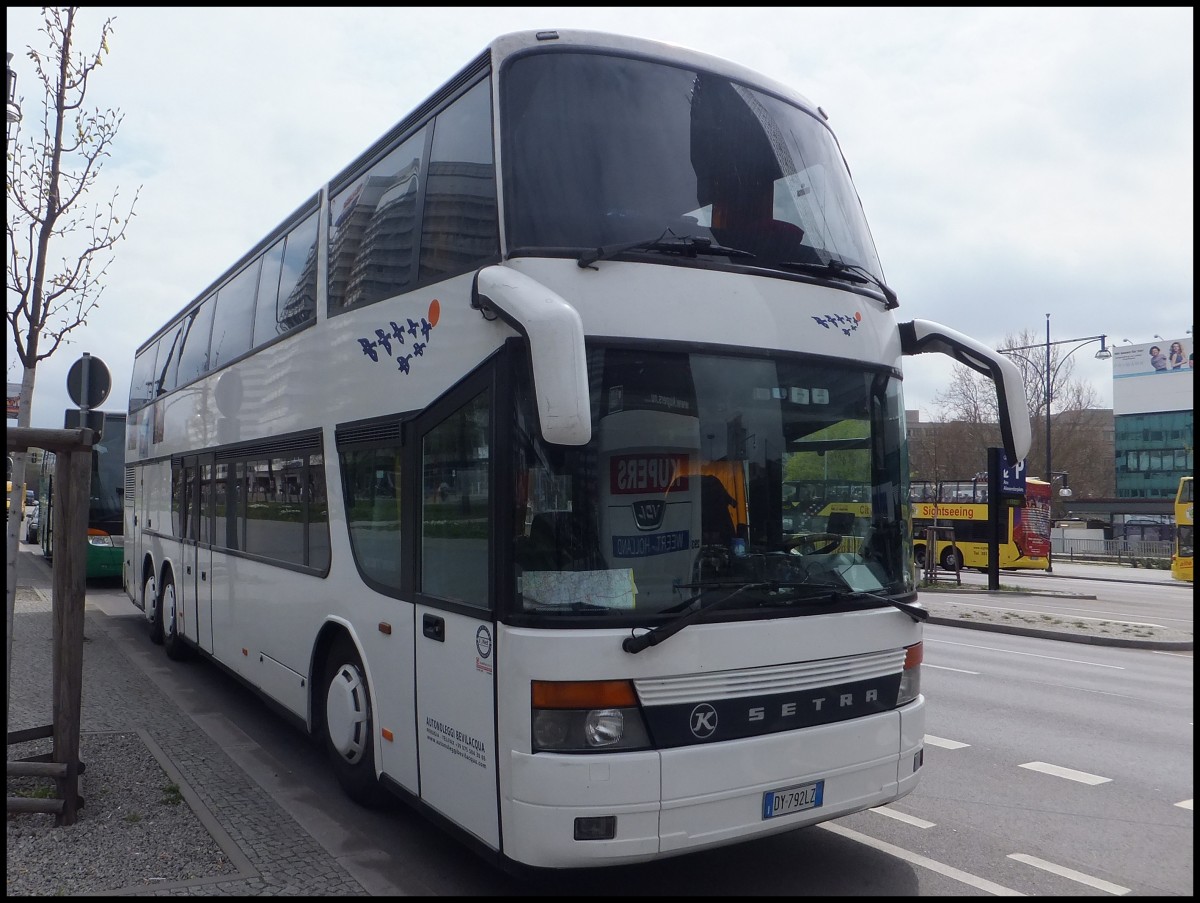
[1113, 410, 1194, 499]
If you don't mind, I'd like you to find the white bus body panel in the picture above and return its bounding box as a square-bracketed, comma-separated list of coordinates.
[504, 259, 903, 376]
[496, 608, 923, 867]
[125, 264, 895, 469]
[136, 273, 508, 456]
[414, 605, 500, 849]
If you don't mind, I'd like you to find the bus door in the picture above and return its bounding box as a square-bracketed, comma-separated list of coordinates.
[411, 384, 499, 849]
[178, 455, 205, 646]
[193, 457, 215, 652]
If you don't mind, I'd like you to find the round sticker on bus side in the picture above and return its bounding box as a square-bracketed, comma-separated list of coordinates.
[475, 625, 492, 659]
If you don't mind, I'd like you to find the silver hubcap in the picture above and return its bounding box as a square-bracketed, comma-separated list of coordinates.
[164, 584, 177, 637]
[326, 662, 368, 763]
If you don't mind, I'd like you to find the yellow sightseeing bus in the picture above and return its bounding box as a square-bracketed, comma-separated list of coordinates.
[1172, 476, 1193, 582]
[910, 477, 1051, 571]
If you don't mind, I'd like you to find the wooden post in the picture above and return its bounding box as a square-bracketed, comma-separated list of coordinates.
[6, 427, 94, 825]
[51, 447, 90, 825]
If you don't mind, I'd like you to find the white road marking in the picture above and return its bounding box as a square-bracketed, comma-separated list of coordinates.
[1007, 853, 1130, 895]
[930, 637, 1126, 669]
[870, 806, 936, 828]
[1175, 799, 1193, 810]
[1018, 761, 1111, 785]
[818, 822, 1023, 895]
[926, 663, 981, 674]
[924, 734, 970, 750]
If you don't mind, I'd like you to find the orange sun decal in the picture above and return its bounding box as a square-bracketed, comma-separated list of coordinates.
[428, 298, 440, 327]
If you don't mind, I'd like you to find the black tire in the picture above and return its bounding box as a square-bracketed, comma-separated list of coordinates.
[940, 546, 963, 571]
[161, 575, 191, 661]
[914, 545, 927, 567]
[322, 634, 383, 807]
[145, 571, 163, 645]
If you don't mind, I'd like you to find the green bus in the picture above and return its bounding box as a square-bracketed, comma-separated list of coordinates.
[40, 412, 126, 581]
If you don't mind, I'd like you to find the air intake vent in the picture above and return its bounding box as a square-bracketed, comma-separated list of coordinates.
[336, 420, 403, 448]
[214, 430, 322, 462]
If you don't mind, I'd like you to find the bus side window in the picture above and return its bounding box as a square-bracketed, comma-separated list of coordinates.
[328, 128, 428, 312]
[419, 77, 499, 285]
[420, 389, 491, 608]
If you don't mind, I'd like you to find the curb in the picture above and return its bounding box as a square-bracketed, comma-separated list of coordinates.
[927, 616, 1194, 651]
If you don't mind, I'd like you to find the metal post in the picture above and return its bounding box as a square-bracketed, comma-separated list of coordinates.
[1001, 324, 1111, 577]
[987, 447, 1001, 590]
[1045, 315, 1053, 573]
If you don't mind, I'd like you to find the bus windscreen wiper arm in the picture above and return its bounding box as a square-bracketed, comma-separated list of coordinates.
[778, 257, 899, 309]
[622, 583, 765, 654]
[579, 234, 755, 269]
[832, 588, 928, 623]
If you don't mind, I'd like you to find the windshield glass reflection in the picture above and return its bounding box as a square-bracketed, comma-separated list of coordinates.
[511, 347, 913, 621]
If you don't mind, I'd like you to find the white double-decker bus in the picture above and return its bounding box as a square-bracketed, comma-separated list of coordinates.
[123, 29, 1030, 871]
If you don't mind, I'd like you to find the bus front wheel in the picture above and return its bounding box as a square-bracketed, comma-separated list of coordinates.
[322, 635, 384, 808]
[940, 547, 963, 571]
[914, 545, 926, 567]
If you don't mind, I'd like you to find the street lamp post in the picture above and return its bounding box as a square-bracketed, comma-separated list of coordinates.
[7, 51, 21, 141]
[1001, 314, 1111, 572]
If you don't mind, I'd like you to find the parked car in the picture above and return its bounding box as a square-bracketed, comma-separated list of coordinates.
[21, 501, 39, 544]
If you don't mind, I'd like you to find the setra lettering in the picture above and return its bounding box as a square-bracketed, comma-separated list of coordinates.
[746, 687, 880, 720]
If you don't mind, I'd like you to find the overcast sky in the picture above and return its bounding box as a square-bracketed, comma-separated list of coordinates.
[6, 6, 1194, 430]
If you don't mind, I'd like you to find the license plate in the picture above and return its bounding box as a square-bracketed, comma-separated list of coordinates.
[762, 780, 824, 819]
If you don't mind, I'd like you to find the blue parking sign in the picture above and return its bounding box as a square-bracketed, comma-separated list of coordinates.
[999, 451, 1027, 495]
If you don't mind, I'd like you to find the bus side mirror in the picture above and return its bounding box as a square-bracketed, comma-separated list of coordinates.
[899, 319, 1032, 463]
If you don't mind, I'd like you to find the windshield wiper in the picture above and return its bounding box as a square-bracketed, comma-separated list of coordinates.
[579, 232, 755, 269]
[622, 582, 767, 654]
[815, 586, 928, 623]
[778, 257, 899, 309]
[525, 601, 613, 613]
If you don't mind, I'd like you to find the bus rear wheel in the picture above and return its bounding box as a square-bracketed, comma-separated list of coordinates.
[162, 576, 191, 661]
[145, 572, 163, 645]
[322, 635, 384, 808]
[914, 545, 927, 567]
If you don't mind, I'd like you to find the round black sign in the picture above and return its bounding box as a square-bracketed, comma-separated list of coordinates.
[66, 355, 112, 409]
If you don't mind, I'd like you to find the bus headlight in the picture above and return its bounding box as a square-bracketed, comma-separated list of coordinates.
[531, 680, 652, 752]
[584, 709, 625, 746]
[87, 530, 114, 547]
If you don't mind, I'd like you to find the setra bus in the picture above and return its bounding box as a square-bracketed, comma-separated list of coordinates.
[910, 477, 1050, 571]
[40, 412, 126, 580]
[1172, 475, 1193, 582]
[122, 30, 1030, 871]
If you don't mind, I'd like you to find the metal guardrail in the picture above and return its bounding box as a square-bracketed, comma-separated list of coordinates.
[1052, 537, 1172, 563]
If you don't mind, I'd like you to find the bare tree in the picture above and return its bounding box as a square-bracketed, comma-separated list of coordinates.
[6, 8, 140, 674]
[929, 328, 1109, 505]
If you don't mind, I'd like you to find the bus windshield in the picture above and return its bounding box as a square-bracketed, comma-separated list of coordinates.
[501, 51, 886, 286]
[511, 347, 912, 620]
